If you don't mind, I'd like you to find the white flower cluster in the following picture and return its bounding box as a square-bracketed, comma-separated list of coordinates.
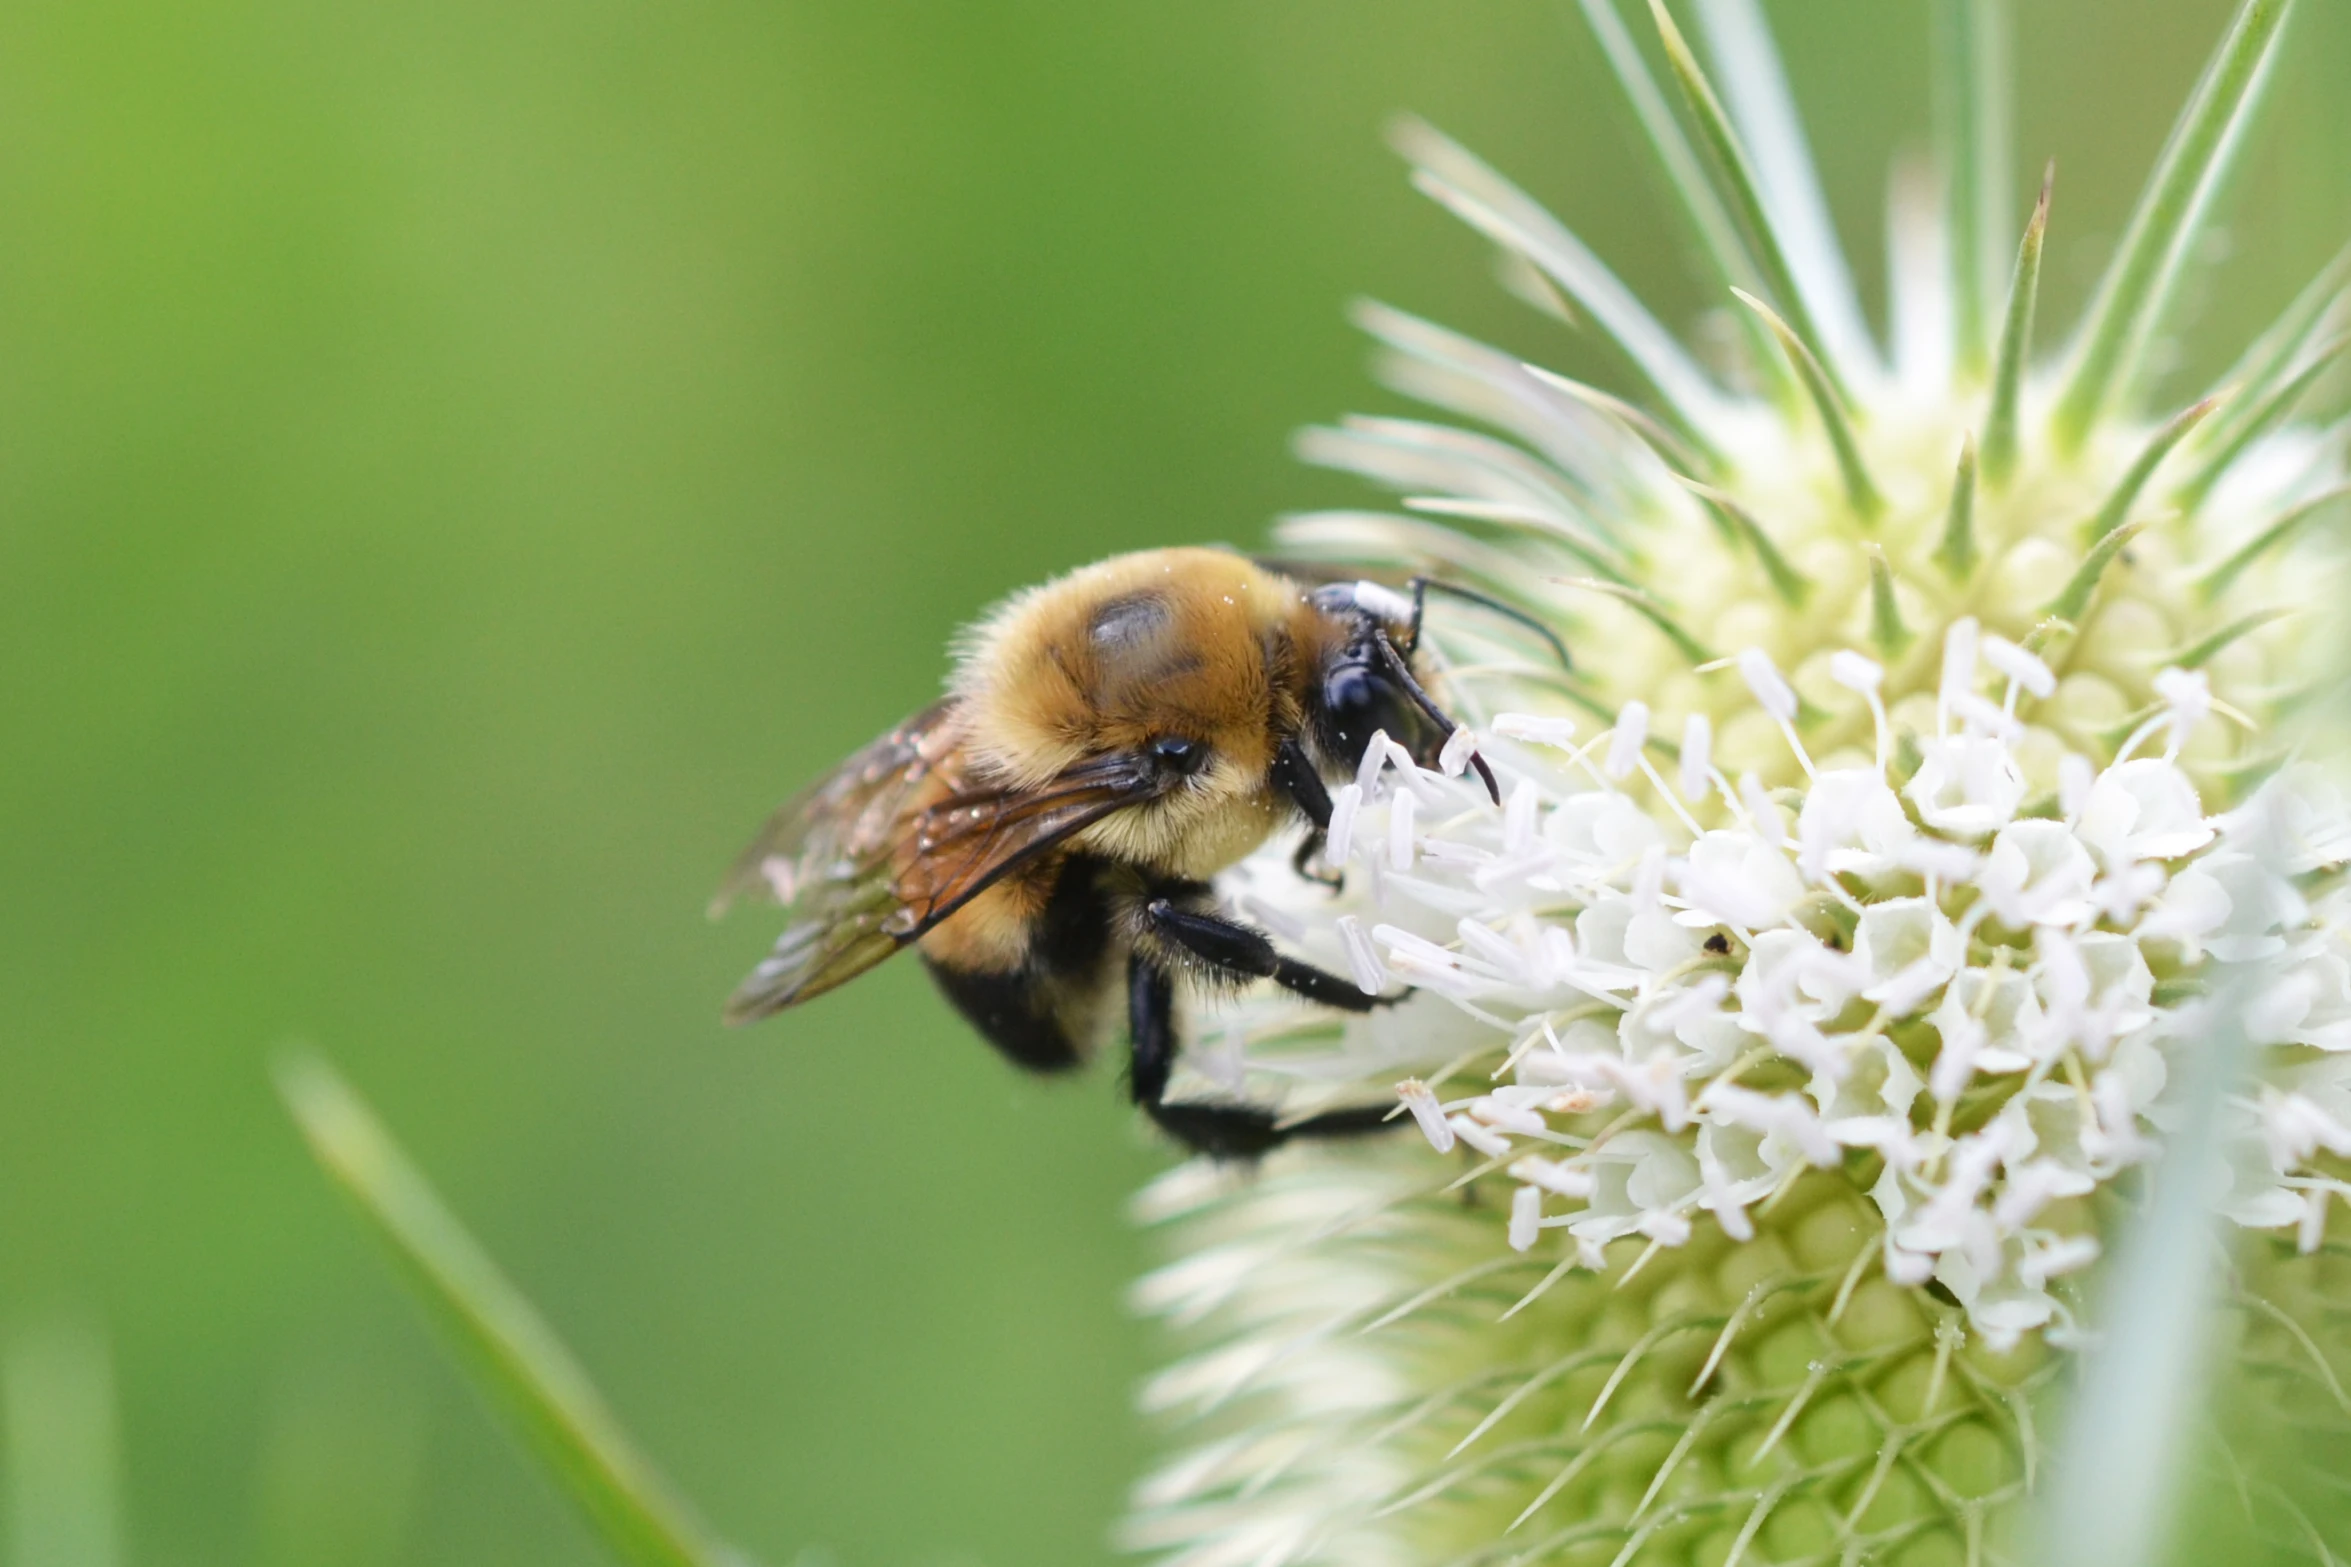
[1209, 619, 2351, 1351]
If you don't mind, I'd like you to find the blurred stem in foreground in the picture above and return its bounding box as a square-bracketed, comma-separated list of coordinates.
[277, 1054, 749, 1567]
[3, 1319, 126, 1567]
[2031, 966, 2265, 1566]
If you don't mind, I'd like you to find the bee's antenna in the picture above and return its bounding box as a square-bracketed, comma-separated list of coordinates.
[1405, 577, 1574, 672]
[1372, 630, 1502, 805]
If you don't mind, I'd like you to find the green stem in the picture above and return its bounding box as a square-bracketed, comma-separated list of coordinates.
[278, 1056, 745, 1567]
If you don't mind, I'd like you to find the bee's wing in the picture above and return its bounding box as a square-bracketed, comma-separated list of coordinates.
[715, 700, 964, 1021]
[718, 704, 1155, 1024]
[712, 699, 965, 913]
[884, 751, 1153, 934]
[721, 883, 912, 1023]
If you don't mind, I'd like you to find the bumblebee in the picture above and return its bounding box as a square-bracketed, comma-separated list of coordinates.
[714, 547, 1563, 1157]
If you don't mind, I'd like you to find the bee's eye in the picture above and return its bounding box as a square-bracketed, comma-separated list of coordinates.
[1323, 665, 1379, 732]
[1148, 735, 1207, 776]
[1321, 658, 1414, 766]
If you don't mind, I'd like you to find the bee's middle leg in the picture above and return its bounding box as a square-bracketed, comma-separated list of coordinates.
[1125, 954, 1394, 1159]
[1140, 894, 1400, 1012]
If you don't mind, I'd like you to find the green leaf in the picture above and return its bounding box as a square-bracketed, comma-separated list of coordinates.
[1934, 434, 1980, 580]
[1931, 0, 2014, 378]
[278, 1055, 747, 1567]
[2049, 0, 2296, 449]
[1555, 575, 1715, 665]
[1979, 166, 2049, 488]
[1391, 117, 1735, 445]
[1690, 0, 1880, 383]
[1865, 547, 1915, 656]
[1573, 0, 1796, 412]
[2196, 483, 2351, 601]
[1648, 0, 1850, 403]
[2196, 241, 2351, 451]
[2170, 606, 2293, 669]
[1733, 288, 1884, 519]
[2173, 337, 2348, 511]
[3, 1321, 125, 1567]
[2044, 519, 2147, 623]
[2082, 392, 2224, 543]
[1673, 477, 1811, 605]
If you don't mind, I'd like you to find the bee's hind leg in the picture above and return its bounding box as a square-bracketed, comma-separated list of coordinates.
[1125, 953, 1398, 1160]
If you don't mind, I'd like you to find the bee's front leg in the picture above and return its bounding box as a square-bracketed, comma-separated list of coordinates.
[1289, 830, 1344, 891]
[1272, 739, 1345, 890]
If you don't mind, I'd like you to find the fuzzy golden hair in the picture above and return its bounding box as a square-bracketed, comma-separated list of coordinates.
[949, 547, 1339, 879]
[953, 548, 1309, 783]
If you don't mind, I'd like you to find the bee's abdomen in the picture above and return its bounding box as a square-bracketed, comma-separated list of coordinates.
[919, 853, 1124, 1075]
[921, 956, 1086, 1074]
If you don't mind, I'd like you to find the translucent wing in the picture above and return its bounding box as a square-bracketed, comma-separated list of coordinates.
[715, 700, 966, 1021]
[717, 704, 1155, 1024]
[885, 751, 1154, 932]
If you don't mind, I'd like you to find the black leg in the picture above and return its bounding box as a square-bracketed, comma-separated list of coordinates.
[1273, 738, 1344, 889]
[1126, 954, 1399, 1159]
[1271, 737, 1334, 829]
[1128, 951, 1178, 1109]
[1289, 829, 1343, 890]
[1143, 898, 1400, 1012]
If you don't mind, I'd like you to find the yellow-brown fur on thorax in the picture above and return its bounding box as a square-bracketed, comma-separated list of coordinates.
[914, 548, 1343, 976]
[955, 547, 1338, 873]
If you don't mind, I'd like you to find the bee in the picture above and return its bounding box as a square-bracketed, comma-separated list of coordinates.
[713, 546, 1566, 1157]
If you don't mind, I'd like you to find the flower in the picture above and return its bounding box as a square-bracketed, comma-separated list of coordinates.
[1127, 1, 2351, 1562]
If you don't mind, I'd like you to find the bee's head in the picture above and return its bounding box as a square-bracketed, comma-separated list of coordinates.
[1304, 581, 1445, 773]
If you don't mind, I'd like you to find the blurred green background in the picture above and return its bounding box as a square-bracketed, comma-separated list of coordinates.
[1, 1, 2344, 1562]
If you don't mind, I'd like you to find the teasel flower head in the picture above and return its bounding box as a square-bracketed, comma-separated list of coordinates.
[1126, 2, 2351, 1562]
